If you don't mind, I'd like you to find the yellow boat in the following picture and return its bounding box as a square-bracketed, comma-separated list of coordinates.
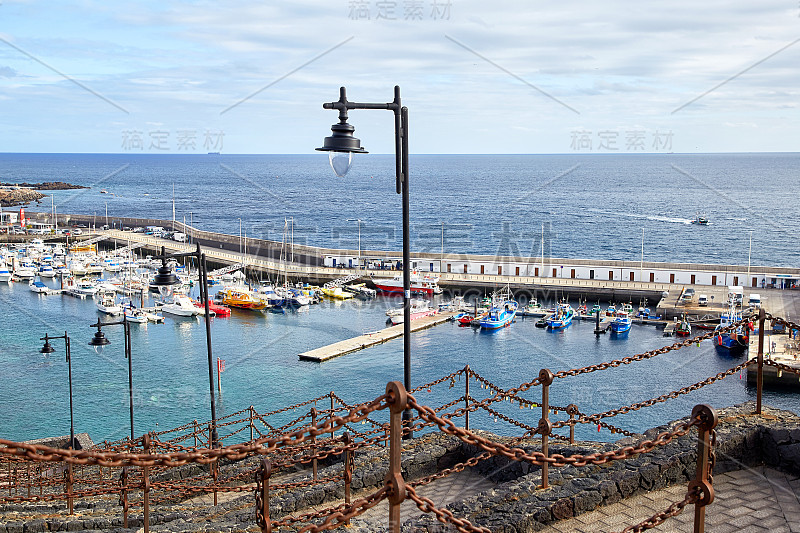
[69, 243, 97, 253]
[219, 287, 267, 310]
[321, 286, 354, 300]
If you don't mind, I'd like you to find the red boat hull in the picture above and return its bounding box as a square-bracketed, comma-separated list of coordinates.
[373, 283, 434, 295]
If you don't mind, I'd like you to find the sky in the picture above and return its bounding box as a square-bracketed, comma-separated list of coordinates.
[0, 0, 798, 154]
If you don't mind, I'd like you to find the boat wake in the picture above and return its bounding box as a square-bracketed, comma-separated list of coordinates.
[586, 208, 692, 224]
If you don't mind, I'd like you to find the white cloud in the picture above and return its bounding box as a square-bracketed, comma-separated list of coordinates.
[0, 0, 797, 152]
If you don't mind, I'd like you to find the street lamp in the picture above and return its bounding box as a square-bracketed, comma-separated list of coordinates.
[39, 332, 76, 450]
[88, 318, 135, 441]
[317, 86, 412, 435]
[151, 243, 219, 447]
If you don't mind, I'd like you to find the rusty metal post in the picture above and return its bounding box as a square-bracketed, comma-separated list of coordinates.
[385, 381, 408, 533]
[250, 406, 255, 442]
[212, 461, 219, 506]
[142, 434, 150, 533]
[343, 432, 353, 526]
[690, 404, 717, 533]
[465, 364, 470, 431]
[310, 407, 318, 481]
[193, 420, 198, 448]
[538, 369, 554, 489]
[256, 458, 272, 533]
[26, 463, 30, 498]
[756, 308, 766, 415]
[567, 404, 578, 444]
[330, 392, 336, 440]
[120, 466, 129, 528]
[66, 462, 74, 514]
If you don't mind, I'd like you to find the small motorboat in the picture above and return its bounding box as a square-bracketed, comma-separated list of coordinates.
[547, 303, 575, 330]
[322, 286, 355, 300]
[691, 212, 710, 225]
[389, 300, 437, 325]
[123, 306, 149, 323]
[95, 291, 123, 315]
[29, 280, 51, 294]
[161, 296, 201, 317]
[194, 300, 232, 317]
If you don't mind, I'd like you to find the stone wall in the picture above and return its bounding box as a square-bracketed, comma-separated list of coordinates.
[0, 403, 798, 533]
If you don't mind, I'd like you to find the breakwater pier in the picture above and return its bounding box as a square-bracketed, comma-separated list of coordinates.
[15, 211, 800, 321]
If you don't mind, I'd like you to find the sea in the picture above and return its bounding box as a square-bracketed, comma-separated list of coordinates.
[0, 153, 798, 445]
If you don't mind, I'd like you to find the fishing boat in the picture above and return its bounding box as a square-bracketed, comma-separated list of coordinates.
[676, 315, 692, 336]
[691, 212, 710, 225]
[610, 311, 632, 334]
[713, 300, 751, 352]
[388, 299, 437, 325]
[547, 303, 574, 330]
[322, 286, 355, 300]
[160, 295, 201, 317]
[29, 280, 51, 294]
[620, 303, 634, 315]
[605, 304, 616, 317]
[520, 298, 544, 316]
[219, 287, 268, 310]
[371, 270, 442, 295]
[95, 291, 123, 315]
[479, 290, 518, 330]
[588, 303, 602, 316]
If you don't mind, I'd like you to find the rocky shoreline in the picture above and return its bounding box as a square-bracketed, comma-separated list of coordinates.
[0, 182, 87, 207]
[0, 188, 46, 207]
[0, 181, 88, 190]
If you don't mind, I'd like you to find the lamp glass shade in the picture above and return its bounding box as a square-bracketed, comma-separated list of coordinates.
[89, 330, 110, 355]
[329, 151, 353, 177]
[159, 284, 175, 299]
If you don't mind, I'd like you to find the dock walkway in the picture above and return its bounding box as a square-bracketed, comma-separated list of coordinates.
[299, 311, 456, 362]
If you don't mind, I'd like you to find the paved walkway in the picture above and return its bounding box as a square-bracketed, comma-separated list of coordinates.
[539, 466, 800, 533]
[344, 466, 798, 531]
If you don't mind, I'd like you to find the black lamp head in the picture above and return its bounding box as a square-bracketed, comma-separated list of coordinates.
[316, 122, 368, 154]
[153, 261, 180, 288]
[89, 329, 110, 348]
[40, 339, 55, 354]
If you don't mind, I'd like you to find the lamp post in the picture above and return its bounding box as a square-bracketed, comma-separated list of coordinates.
[317, 86, 412, 435]
[88, 318, 135, 441]
[151, 243, 219, 447]
[40, 332, 76, 450]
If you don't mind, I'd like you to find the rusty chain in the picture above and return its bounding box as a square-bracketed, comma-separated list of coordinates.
[406, 484, 491, 533]
[617, 490, 696, 533]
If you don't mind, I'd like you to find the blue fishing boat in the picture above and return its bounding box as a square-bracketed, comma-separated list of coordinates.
[547, 303, 574, 330]
[610, 311, 632, 335]
[713, 300, 751, 353]
[479, 287, 518, 329]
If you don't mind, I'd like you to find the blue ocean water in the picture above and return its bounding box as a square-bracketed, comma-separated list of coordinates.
[2, 152, 799, 266]
[1, 153, 798, 444]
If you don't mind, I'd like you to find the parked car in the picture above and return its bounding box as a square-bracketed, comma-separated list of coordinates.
[698, 294, 708, 307]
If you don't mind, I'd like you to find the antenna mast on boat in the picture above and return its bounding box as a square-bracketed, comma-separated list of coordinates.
[172, 183, 176, 230]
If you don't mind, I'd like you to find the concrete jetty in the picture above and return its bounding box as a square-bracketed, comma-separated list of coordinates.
[299, 311, 456, 362]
